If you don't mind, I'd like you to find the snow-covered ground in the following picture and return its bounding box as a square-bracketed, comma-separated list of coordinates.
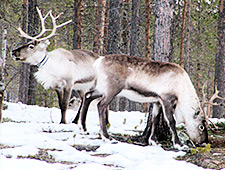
[0, 102, 214, 170]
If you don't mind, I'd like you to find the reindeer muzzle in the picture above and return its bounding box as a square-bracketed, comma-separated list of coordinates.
[11, 50, 20, 61]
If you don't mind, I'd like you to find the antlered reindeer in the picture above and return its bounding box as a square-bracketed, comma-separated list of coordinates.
[82, 54, 209, 147]
[12, 7, 100, 124]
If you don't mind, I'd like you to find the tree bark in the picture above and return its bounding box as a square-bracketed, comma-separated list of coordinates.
[143, 0, 151, 113]
[18, 0, 38, 105]
[27, 0, 38, 105]
[130, 0, 140, 56]
[152, 0, 174, 62]
[145, 0, 151, 60]
[93, 0, 106, 55]
[119, 0, 130, 111]
[73, 0, 83, 49]
[151, 0, 175, 141]
[184, 0, 192, 74]
[213, 0, 225, 118]
[107, 0, 121, 54]
[0, 29, 7, 123]
[18, 0, 29, 104]
[179, 0, 187, 67]
[107, 0, 122, 111]
[128, 0, 141, 112]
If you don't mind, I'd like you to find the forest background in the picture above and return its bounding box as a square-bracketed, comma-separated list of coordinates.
[0, 0, 224, 119]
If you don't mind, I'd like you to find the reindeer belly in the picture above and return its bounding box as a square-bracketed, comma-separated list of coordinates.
[73, 80, 95, 91]
[118, 89, 160, 103]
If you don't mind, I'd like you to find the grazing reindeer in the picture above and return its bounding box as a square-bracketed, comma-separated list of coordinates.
[83, 54, 208, 146]
[12, 7, 99, 124]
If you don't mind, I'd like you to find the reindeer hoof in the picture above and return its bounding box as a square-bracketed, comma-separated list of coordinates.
[72, 119, 78, 124]
[128, 135, 149, 146]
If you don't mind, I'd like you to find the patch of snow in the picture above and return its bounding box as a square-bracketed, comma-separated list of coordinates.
[1, 102, 221, 170]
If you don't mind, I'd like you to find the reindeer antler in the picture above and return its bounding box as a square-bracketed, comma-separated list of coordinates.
[17, 7, 72, 41]
[201, 82, 225, 132]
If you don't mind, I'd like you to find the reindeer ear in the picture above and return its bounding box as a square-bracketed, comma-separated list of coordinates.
[39, 40, 50, 49]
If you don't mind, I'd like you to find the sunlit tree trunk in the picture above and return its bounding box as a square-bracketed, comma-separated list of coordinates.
[93, 0, 106, 55]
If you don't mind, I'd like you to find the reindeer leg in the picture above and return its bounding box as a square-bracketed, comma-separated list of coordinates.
[55, 89, 66, 124]
[80, 91, 102, 131]
[105, 106, 110, 126]
[55, 89, 63, 110]
[98, 88, 122, 140]
[72, 90, 84, 124]
[161, 98, 181, 146]
[148, 103, 162, 145]
[129, 103, 155, 145]
[60, 87, 72, 124]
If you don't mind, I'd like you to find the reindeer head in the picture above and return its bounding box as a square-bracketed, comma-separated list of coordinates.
[184, 106, 208, 145]
[12, 40, 50, 65]
[12, 7, 71, 66]
[185, 83, 225, 145]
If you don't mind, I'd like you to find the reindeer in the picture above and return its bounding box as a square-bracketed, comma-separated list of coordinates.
[12, 7, 100, 124]
[81, 54, 209, 147]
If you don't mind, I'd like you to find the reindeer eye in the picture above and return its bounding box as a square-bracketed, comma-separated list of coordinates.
[28, 44, 35, 49]
[199, 124, 204, 131]
[194, 108, 201, 119]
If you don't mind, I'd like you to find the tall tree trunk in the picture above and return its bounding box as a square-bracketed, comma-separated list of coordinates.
[121, 0, 130, 54]
[152, 0, 174, 62]
[130, 0, 140, 56]
[107, 0, 122, 111]
[18, 0, 29, 104]
[93, 0, 106, 55]
[73, 0, 83, 49]
[18, 0, 38, 105]
[184, 0, 191, 74]
[0, 29, 7, 123]
[129, 0, 141, 112]
[27, 0, 38, 105]
[179, 0, 187, 67]
[144, 0, 151, 113]
[151, 0, 175, 141]
[119, 0, 130, 111]
[103, 1, 110, 55]
[213, 0, 225, 118]
[196, 1, 202, 97]
[107, 0, 121, 54]
[145, 0, 151, 60]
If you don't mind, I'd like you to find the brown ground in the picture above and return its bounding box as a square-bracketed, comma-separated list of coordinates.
[175, 124, 225, 170]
